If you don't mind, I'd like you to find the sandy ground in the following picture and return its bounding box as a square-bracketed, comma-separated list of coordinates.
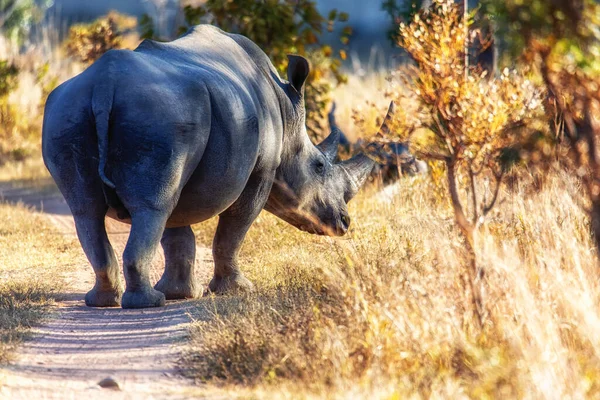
[0, 180, 216, 399]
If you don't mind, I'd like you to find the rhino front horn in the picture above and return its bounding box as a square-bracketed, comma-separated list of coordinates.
[341, 153, 376, 202]
[317, 128, 341, 162]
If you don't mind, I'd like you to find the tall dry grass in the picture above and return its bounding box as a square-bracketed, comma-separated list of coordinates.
[185, 170, 600, 398]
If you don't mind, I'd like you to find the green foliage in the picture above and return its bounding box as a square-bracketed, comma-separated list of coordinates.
[179, 0, 351, 142]
[485, 0, 600, 66]
[35, 62, 59, 105]
[0, 0, 51, 45]
[138, 13, 155, 41]
[0, 61, 58, 163]
[486, 0, 600, 251]
[0, 60, 18, 98]
[65, 12, 137, 64]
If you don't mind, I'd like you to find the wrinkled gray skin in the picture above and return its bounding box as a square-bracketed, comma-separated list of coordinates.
[42, 25, 376, 309]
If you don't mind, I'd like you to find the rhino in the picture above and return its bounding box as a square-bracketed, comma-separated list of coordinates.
[42, 25, 382, 309]
[328, 101, 427, 183]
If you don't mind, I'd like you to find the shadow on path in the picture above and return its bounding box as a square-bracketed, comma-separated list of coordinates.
[5, 293, 206, 380]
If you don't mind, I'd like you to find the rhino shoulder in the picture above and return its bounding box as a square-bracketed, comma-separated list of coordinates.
[225, 33, 280, 75]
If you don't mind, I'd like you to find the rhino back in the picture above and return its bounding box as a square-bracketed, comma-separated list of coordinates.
[102, 25, 284, 223]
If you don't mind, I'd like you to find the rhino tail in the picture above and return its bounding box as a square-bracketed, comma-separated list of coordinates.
[91, 77, 116, 190]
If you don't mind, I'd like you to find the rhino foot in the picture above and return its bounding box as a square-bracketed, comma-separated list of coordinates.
[204, 274, 254, 296]
[85, 287, 122, 308]
[121, 287, 166, 309]
[154, 277, 200, 300]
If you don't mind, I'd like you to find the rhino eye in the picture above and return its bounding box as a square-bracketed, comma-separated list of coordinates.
[315, 161, 325, 175]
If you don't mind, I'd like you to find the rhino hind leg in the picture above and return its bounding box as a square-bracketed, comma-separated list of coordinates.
[154, 226, 200, 299]
[74, 214, 123, 307]
[205, 173, 273, 295]
[121, 210, 167, 309]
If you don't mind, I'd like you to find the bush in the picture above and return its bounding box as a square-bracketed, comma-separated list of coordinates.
[0, 61, 58, 164]
[370, 0, 543, 323]
[65, 11, 137, 64]
[0, 60, 18, 97]
[0, 0, 52, 45]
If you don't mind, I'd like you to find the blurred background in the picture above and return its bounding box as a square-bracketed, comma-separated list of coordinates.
[0, 0, 413, 168]
[47, 0, 399, 68]
[0, 0, 494, 169]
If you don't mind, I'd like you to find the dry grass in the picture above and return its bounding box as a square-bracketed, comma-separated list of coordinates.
[184, 171, 600, 398]
[0, 157, 51, 182]
[2, 11, 599, 398]
[328, 72, 391, 142]
[0, 202, 80, 362]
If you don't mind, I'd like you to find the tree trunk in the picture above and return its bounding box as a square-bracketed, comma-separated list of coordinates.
[590, 199, 600, 255]
[446, 161, 485, 327]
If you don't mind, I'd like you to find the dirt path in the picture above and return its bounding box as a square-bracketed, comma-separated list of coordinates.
[0, 181, 214, 399]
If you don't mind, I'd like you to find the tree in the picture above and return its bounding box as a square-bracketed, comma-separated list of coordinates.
[384, 0, 497, 74]
[0, 0, 51, 45]
[379, 0, 542, 324]
[65, 12, 137, 64]
[487, 0, 600, 252]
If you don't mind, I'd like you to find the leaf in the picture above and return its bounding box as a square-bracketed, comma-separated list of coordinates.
[328, 9, 337, 21]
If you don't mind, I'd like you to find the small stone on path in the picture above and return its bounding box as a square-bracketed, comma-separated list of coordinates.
[97, 376, 121, 390]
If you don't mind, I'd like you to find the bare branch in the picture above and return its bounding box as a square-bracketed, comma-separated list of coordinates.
[446, 160, 475, 244]
[482, 168, 503, 216]
[416, 151, 450, 162]
[469, 167, 478, 223]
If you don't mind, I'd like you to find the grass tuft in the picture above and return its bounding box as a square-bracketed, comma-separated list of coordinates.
[0, 281, 54, 363]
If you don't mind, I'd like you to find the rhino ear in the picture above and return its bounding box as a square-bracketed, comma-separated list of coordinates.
[317, 128, 341, 162]
[287, 55, 310, 93]
[341, 153, 376, 202]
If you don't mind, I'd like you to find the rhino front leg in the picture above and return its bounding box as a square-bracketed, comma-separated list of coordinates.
[74, 213, 123, 307]
[154, 226, 200, 299]
[207, 174, 273, 295]
[121, 210, 167, 308]
[208, 219, 255, 294]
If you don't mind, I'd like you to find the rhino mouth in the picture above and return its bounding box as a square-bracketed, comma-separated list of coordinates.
[265, 183, 344, 236]
[265, 202, 336, 236]
[278, 209, 328, 236]
[299, 224, 325, 235]
[289, 211, 348, 237]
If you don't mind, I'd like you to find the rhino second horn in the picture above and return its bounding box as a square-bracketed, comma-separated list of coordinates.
[317, 128, 341, 162]
[341, 153, 376, 202]
[376, 101, 396, 137]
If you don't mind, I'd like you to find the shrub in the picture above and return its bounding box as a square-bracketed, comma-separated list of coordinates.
[487, 0, 600, 253]
[0, 60, 18, 97]
[375, 0, 542, 323]
[65, 11, 137, 64]
[0, 0, 51, 45]
[0, 61, 58, 163]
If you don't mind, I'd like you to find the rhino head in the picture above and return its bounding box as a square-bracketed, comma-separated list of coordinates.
[265, 55, 384, 237]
